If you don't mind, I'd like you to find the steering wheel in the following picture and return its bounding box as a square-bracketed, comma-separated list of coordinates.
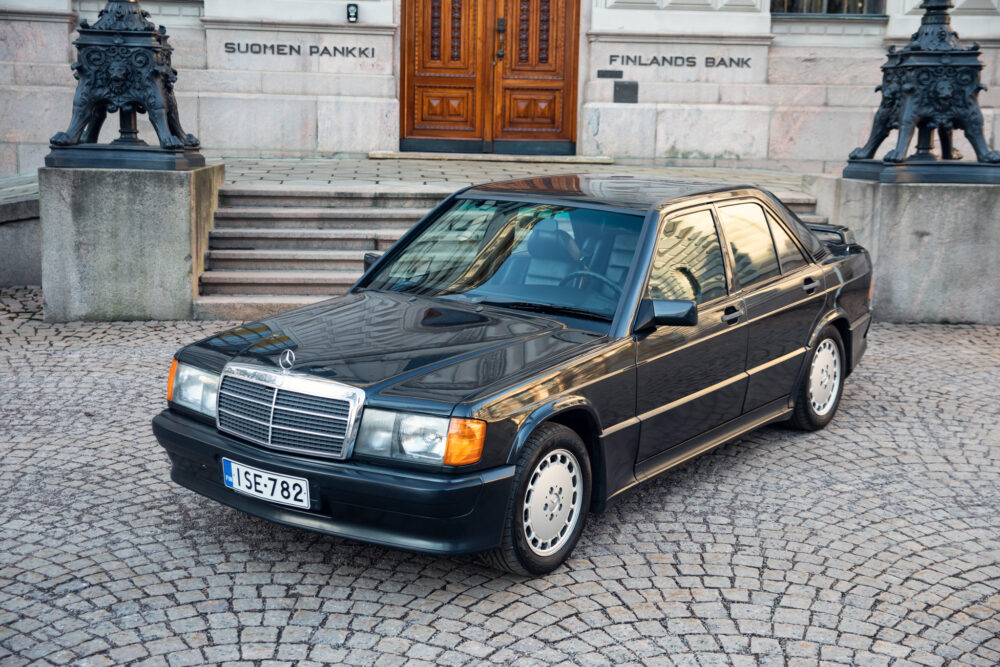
[558, 270, 622, 300]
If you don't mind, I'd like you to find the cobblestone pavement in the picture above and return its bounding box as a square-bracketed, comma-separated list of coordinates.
[216, 158, 812, 194]
[0, 156, 813, 205]
[2, 286, 999, 667]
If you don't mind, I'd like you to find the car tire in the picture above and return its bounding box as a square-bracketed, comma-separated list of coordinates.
[481, 422, 591, 576]
[788, 325, 846, 431]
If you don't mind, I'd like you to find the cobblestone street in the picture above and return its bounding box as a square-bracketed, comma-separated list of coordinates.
[1, 286, 999, 667]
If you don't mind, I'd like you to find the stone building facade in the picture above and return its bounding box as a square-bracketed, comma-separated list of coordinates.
[1, 0, 998, 177]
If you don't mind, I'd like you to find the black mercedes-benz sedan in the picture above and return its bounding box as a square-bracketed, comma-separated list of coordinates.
[153, 174, 873, 575]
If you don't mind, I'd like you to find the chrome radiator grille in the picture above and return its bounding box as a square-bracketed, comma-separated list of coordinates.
[216, 364, 364, 460]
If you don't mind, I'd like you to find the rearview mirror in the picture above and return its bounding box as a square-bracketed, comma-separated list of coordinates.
[363, 252, 382, 271]
[633, 298, 698, 333]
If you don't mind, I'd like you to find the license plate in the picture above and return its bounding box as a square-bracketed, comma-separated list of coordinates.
[222, 458, 310, 509]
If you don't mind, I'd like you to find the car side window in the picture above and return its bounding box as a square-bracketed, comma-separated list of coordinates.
[647, 209, 727, 305]
[767, 213, 809, 273]
[717, 202, 781, 289]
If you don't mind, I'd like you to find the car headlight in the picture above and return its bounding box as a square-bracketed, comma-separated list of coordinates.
[167, 360, 220, 418]
[355, 409, 485, 466]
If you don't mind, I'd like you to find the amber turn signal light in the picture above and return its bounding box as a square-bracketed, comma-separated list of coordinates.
[167, 359, 178, 402]
[444, 418, 486, 466]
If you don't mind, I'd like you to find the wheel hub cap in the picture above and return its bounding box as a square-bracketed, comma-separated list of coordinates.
[523, 449, 582, 557]
[809, 339, 842, 416]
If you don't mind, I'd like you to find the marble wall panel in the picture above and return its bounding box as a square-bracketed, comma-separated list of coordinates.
[168, 26, 208, 70]
[579, 103, 658, 158]
[0, 17, 74, 63]
[199, 95, 317, 151]
[175, 70, 263, 95]
[262, 72, 395, 98]
[636, 82, 721, 104]
[767, 48, 885, 86]
[206, 27, 394, 76]
[584, 80, 722, 104]
[589, 40, 768, 84]
[769, 107, 873, 161]
[0, 144, 17, 176]
[719, 83, 825, 106]
[0, 88, 75, 143]
[12, 63, 75, 87]
[655, 104, 770, 159]
[317, 97, 398, 153]
[16, 143, 50, 175]
[826, 85, 881, 108]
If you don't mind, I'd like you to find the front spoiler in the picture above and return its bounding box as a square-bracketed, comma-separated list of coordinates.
[153, 410, 515, 555]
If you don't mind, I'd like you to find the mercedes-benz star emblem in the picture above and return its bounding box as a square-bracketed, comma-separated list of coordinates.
[278, 349, 296, 371]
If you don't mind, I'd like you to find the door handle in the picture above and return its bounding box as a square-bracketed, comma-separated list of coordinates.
[802, 278, 819, 294]
[496, 18, 506, 60]
[721, 307, 741, 325]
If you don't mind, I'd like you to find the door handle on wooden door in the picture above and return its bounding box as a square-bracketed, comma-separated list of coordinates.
[496, 18, 506, 60]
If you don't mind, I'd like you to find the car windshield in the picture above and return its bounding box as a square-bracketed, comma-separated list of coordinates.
[362, 198, 645, 321]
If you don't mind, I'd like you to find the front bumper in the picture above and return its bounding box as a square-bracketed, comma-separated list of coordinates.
[152, 410, 515, 555]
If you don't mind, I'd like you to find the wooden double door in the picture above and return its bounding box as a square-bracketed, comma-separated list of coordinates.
[401, 0, 580, 154]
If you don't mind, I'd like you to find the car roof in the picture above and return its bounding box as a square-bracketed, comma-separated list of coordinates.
[462, 173, 751, 212]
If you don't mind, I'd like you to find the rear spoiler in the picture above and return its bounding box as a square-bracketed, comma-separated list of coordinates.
[807, 222, 856, 246]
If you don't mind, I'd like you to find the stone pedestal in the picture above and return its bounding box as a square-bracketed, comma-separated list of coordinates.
[837, 179, 1000, 324]
[39, 163, 224, 321]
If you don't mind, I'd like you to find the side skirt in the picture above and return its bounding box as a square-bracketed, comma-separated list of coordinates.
[613, 398, 792, 500]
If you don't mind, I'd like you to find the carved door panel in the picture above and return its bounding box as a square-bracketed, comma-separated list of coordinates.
[401, 0, 492, 150]
[492, 0, 578, 153]
[401, 0, 578, 154]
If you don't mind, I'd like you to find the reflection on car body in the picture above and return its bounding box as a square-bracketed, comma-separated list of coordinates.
[153, 174, 873, 575]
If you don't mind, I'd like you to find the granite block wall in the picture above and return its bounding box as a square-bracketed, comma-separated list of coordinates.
[1, 1, 998, 174]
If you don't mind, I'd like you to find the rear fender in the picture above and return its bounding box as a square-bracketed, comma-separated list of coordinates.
[794, 309, 853, 394]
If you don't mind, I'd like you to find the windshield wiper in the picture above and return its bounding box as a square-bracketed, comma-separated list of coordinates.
[478, 300, 612, 322]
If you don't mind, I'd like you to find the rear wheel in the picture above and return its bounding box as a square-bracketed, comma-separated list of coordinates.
[788, 325, 845, 430]
[482, 423, 591, 575]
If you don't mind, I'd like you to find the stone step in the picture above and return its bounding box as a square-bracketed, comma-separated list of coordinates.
[796, 213, 828, 225]
[773, 193, 816, 214]
[208, 228, 408, 251]
[194, 295, 330, 321]
[199, 270, 362, 296]
[207, 249, 367, 272]
[213, 206, 428, 230]
[218, 185, 450, 209]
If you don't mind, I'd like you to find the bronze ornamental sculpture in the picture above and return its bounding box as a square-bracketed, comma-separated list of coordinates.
[845, 0, 999, 184]
[45, 0, 204, 170]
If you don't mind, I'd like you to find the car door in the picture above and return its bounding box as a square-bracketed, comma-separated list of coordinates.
[634, 206, 749, 464]
[715, 200, 826, 413]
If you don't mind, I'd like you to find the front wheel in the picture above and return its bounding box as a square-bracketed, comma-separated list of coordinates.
[482, 423, 591, 576]
[788, 325, 845, 431]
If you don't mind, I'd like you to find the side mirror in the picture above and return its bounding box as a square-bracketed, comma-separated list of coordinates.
[363, 252, 382, 272]
[633, 298, 698, 333]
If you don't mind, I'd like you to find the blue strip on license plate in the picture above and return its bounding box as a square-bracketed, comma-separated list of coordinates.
[222, 458, 310, 509]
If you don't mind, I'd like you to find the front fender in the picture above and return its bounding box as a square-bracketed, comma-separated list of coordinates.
[505, 396, 604, 466]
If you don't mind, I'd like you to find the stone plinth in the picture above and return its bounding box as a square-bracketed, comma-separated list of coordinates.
[39, 163, 224, 321]
[838, 179, 1000, 324]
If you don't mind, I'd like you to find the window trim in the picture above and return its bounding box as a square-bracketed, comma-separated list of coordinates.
[770, 13, 888, 21]
[764, 209, 812, 276]
[713, 199, 786, 294]
[641, 204, 733, 310]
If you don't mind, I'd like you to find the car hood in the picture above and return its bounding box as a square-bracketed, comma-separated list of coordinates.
[180, 290, 605, 407]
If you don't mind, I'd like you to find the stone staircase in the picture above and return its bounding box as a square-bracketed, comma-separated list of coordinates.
[194, 184, 826, 321]
[194, 185, 448, 320]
